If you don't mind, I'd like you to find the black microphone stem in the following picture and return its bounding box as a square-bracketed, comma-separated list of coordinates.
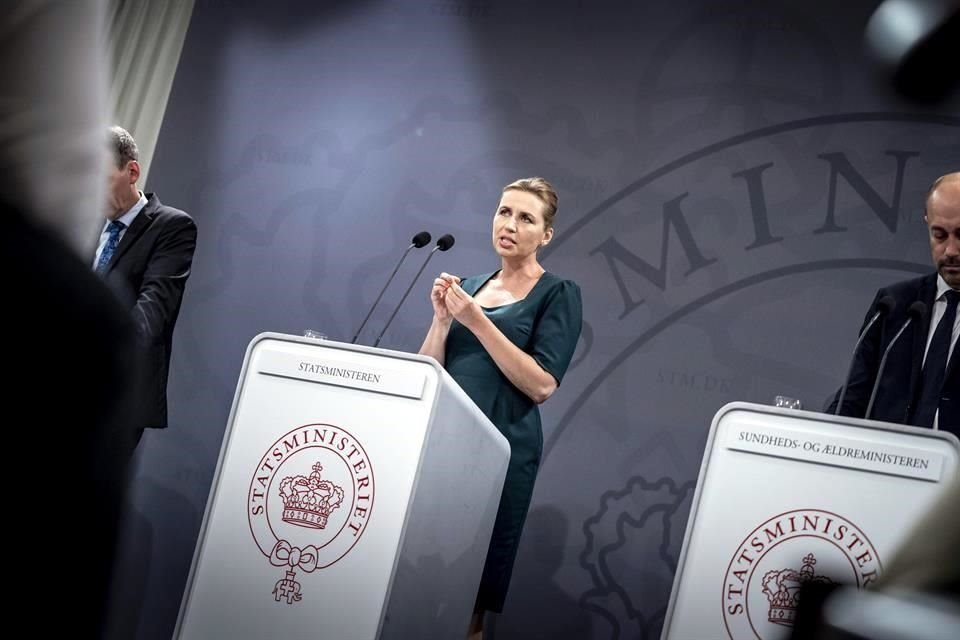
[374, 246, 441, 348]
[351, 242, 416, 344]
[864, 318, 912, 420]
[835, 310, 884, 415]
[864, 306, 926, 420]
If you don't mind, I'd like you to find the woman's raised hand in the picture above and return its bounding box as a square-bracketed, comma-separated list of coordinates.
[431, 272, 461, 322]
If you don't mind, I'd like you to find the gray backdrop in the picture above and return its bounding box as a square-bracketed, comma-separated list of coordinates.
[108, 1, 959, 638]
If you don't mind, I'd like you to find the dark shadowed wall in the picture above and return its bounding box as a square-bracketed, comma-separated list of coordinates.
[109, 0, 959, 638]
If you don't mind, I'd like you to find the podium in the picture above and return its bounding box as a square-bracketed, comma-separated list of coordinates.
[174, 333, 510, 639]
[661, 402, 959, 640]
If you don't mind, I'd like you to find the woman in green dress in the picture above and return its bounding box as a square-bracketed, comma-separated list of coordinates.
[419, 177, 583, 639]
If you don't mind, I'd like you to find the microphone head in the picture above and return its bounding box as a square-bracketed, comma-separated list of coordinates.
[908, 301, 928, 319]
[876, 295, 896, 315]
[411, 231, 431, 248]
[436, 234, 455, 251]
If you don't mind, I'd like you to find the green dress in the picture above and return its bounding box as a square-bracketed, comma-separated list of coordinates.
[444, 270, 583, 612]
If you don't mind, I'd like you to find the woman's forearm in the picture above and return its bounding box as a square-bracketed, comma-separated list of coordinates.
[469, 314, 557, 404]
[418, 315, 452, 365]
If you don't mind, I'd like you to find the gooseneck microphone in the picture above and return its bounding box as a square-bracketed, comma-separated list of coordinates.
[351, 231, 431, 344]
[374, 234, 455, 348]
[865, 301, 927, 420]
[835, 295, 896, 415]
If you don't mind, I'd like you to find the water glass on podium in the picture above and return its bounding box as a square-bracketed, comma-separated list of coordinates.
[774, 395, 803, 410]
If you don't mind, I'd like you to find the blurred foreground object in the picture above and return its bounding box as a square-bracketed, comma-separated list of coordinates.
[865, 0, 960, 102]
[821, 588, 959, 640]
[0, 0, 109, 256]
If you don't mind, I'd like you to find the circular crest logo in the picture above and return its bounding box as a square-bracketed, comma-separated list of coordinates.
[722, 509, 880, 639]
[248, 423, 375, 604]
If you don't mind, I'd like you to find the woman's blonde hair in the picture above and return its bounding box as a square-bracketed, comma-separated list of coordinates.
[502, 177, 558, 229]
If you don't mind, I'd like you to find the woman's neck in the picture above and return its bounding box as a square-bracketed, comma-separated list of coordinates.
[498, 257, 544, 282]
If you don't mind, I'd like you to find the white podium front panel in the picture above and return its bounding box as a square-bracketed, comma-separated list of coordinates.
[178, 336, 439, 639]
[662, 402, 959, 640]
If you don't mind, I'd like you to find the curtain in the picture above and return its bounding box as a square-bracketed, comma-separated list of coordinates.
[107, 0, 195, 185]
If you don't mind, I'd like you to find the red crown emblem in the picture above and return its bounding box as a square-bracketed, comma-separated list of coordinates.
[761, 553, 836, 626]
[278, 462, 345, 529]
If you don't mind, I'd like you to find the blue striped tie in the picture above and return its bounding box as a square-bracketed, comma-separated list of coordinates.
[95, 220, 125, 274]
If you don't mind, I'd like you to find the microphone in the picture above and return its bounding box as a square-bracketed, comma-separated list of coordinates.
[374, 234, 455, 348]
[865, 301, 927, 420]
[835, 295, 896, 415]
[350, 231, 431, 344]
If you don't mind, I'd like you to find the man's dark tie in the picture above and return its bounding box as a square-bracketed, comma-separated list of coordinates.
[94, 220, 125, 274]
[912, 289, 959, 427]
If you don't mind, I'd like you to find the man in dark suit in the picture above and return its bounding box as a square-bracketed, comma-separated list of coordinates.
[829, 172, 959, 433]
[95, 125, 198, 440]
